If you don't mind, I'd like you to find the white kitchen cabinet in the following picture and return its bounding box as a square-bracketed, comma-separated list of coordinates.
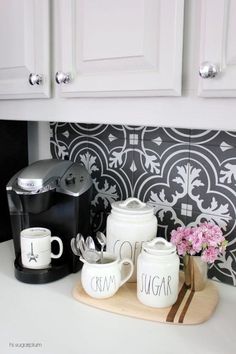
[0, 0, 50, 99]
[55, 0, 184, 97]
[198, 0, 236, 97]
[1, 0, 236, 131]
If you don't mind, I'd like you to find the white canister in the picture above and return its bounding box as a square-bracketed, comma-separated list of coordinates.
[106, 197, 157, 282]
[137, 237, 180, 308]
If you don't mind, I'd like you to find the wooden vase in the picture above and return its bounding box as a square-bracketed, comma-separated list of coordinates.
[183, 255, 208, 291]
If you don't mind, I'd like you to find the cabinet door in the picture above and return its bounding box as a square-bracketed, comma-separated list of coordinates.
[198, 0, 236, 97]
[0, 0, 50, 99]
[56, 0, 184, 97]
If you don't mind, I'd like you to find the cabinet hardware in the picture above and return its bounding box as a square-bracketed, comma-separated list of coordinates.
[28, 73, 43, 85]
[55, 72, 71, 84]
[199, 62, 219, 79]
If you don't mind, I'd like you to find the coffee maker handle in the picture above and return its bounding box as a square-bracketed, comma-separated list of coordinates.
[51, 237, 63, 259]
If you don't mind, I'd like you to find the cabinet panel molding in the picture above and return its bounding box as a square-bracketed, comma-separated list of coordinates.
[0, 0, 50, 99]
[56, 0, 184, 97]
[198, 0, 236, 97]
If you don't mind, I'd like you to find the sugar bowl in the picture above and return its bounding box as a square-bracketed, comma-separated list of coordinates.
[137, 237, 180, 308]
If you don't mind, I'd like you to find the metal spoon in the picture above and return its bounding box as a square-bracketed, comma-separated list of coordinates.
[96, 231, 106, 263]
[76, 233, 84, 252]
[78, 237, 86, 255]
[84, 249, 100, 263]
[85, 236, 96, 250]
[71, 237, 80, 256]
[79, 238, 100, 263]
[71, 233, 84, 256]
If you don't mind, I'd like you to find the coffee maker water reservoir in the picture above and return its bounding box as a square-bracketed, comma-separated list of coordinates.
[6, 159, 93, 284]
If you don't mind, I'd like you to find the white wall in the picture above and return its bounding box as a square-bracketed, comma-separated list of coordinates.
[27, 121, 51, 163]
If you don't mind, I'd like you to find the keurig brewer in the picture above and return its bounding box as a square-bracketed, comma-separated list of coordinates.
[6, 159, 93, 284]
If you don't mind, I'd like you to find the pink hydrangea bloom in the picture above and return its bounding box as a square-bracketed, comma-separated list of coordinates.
[170, 222, 227, 264]
[186, 228, 204, 253]
[200, 223, 225, 247]
[177, 240, 189, 256]
[201, 247, 219, 263]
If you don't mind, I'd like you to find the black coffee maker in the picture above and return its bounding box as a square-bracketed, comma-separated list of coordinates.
[6, 159, 93, 284]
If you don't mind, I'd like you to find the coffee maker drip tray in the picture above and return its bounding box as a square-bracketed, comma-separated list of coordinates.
[14, 255, 70, 284]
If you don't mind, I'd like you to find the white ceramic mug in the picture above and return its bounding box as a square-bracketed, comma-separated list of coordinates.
[80, 252, 134, 299]
[20, 227, 63, 269]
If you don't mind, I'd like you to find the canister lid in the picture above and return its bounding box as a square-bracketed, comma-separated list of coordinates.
[142, 237, 176, 256]
[111, 198, 154, 215]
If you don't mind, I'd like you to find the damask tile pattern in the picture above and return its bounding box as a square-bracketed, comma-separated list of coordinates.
[190, 129, 236, 147]
[134, 142, 191, 210]
[50, 123, 236, 286]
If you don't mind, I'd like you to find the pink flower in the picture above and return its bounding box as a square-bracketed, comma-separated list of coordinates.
[201, 247, 219, 263]
[170, 227, 185, 245]
[170, 222, 227, 264]
[176, 240, 189, 256]
[200, 223, 225, 247]
[186, 228, 204, 253]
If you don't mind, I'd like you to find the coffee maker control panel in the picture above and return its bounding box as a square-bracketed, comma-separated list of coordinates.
[58, 164, 92, 197]
[65, 174, 76, 185]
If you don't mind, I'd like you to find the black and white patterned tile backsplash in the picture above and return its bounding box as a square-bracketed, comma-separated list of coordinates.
[50, 123, 236, 286]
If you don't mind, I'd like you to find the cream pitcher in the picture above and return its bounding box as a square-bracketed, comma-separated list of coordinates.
[106, 197, 157, 282]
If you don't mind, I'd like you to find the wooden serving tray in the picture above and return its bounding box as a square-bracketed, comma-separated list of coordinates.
[72, 273, 219, 325]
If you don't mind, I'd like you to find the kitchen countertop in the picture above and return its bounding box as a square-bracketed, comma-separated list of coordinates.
[0, 240, 236, 354]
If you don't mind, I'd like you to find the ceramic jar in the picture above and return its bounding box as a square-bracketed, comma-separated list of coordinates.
[106, 197, 157, 282]
[137, 237, 180, 308]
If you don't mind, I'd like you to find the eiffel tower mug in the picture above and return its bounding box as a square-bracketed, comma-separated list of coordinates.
[20, 227, 63, 269]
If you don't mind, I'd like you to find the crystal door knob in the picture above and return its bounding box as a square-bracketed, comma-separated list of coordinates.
[55, 71, 71, 84]
[29, 73, 43, 85]
[199, 62, 219, 79]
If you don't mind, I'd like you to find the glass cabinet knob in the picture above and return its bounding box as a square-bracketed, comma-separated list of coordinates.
[199, 62, 219, 79]
[29, 73, 43, 85]
[55, 71, 71, 84]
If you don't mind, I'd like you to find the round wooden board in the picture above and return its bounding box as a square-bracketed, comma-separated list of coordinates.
[72, 273, 219, 325]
